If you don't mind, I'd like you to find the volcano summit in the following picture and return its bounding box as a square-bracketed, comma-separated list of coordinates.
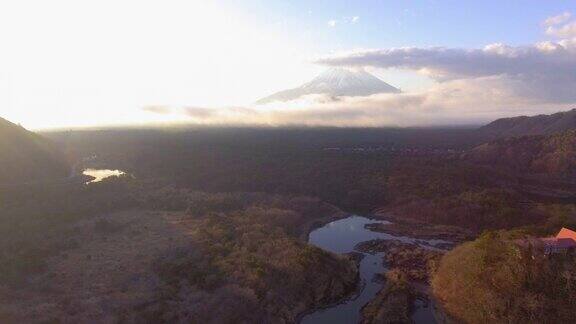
[257, 68, 400, 104]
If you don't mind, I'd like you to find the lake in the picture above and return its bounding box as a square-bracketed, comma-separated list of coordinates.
[83, 169, 125, 184]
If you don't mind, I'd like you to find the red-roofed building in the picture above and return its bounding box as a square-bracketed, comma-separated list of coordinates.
[556, 227, 576, 241]
[516, 227, 576, 254]
[541, 227, 576, 254]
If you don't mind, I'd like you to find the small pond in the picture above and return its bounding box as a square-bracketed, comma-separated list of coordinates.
[83, 169, 125, 184]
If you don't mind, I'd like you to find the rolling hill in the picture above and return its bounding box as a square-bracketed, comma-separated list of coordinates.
[0, 117, 69, 184]
[466, 129, 576, 175]
[479, 109, 576, 138]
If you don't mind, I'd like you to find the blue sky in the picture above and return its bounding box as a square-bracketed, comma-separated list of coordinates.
[228, 0, 576, 49]
[2, 0, 576, 128]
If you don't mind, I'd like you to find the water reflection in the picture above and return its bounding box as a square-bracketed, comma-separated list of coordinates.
[301, 215, 444, 324]
[83, 169, 125, 184]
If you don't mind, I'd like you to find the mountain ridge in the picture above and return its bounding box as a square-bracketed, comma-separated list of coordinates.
[479, 108, 576, 138]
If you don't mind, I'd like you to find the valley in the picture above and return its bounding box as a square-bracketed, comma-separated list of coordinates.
[4, 2, 576, 323]
[1, 109, 576, 323]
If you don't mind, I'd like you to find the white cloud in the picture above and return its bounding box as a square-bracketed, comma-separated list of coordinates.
[317, 12, 576, 95]
[154, 13, 576, 127]
[142, 105, 172, 114]
[543, 12, 571, 26]
[546, 21, 576, 38]
[544, 12, 576, 38]
[317, 43, 576, 79]
[147, 12, 576, 128]
[315, 36, 576, 105]
[327, 16, 359, 28]
[148, 84, 571, 127]
[183, 107, 217, 119]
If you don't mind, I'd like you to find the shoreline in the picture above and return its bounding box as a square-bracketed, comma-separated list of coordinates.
[299, 209, 348, 242]
[369, 209, 475, 243]
[297, 211, 452, 324]
[295, 256, 364, 324]
[295, 209, 361, 323]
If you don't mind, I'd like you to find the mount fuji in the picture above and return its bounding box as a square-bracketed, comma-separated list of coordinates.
[256, 67, 400, 104]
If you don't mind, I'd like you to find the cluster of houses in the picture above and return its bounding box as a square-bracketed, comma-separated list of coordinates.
[518, 227, 576, 254]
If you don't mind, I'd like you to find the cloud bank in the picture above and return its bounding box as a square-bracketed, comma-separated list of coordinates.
[143, 13, 576, 127]
[142, 105, 172, 114]
[303, 12, 576, 125]
[543, 12, 572, 27]
[315, 42, 576, 104]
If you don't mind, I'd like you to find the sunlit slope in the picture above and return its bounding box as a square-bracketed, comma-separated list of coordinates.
[479, 108, 576, 138]
[0, 117, 69, 183]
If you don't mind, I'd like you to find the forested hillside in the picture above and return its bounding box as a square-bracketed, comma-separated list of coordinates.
[0, 117, 69, 183]
[433, 230, 576, 323]
[467, 130, 576, 175]
[0, 179, 358, 323]
[479, 108, 576, 138]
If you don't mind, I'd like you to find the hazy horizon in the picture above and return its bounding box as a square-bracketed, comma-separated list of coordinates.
[2, 0, 576, 129]
[2, 4, 576, 321]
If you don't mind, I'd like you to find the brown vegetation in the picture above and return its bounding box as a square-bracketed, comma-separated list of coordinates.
[4, 119, 571, 323]
[467, 130, 576, 175]
[365, 220, 473, 243]
[356, 240, 442, 282]
[432, 231, 576, 323]
[381, 157, 549, 232]
[360, 269, 414, 324]
[0, 181, 358, 323]
[478, 108, 576, 138]
[0, 176, 139, 286]
[141, 198, 358, 323]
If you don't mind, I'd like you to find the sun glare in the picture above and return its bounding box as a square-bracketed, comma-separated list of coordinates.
[0, 0, 317, 129]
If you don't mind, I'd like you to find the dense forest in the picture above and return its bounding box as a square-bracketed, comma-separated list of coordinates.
[467, 129, 576, 175]
[45, 125, 576, 232]
[45, 127, 485, 213]
[1, 109, 575, 323]
[479, 108, 576, 138]
[432, 230, 576, 323]
[0, 178, 358, 323]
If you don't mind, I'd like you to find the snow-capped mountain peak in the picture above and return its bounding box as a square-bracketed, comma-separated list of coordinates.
[256, 68, 400, 104]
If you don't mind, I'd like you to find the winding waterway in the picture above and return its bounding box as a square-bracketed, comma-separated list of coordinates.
[301, 215, 446, 324]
